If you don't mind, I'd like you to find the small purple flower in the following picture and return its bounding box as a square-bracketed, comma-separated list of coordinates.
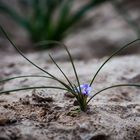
[76, 84, 92, 96]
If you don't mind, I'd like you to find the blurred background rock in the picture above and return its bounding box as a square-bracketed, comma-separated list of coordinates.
[0, 0, 140, 59]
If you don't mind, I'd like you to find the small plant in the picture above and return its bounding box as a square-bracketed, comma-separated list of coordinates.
[0, 0, 107, 49]
[0, 25, 140, 112]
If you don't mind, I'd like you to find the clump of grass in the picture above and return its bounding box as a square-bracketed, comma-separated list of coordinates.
[0, 25, 140, 112]
[0, 0, 107, 49]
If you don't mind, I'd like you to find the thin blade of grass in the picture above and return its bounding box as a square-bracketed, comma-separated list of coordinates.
[49, 54, 74, 90]
[0, 75, 53, 83]
[41, 0, 59, 40]
[89, 39, 140, 86]
[35, 40, 82, 92]
[0, 74, 78, 97]
[36, 40, 83, 95]
[55, 0, 74, 35]
[0, 26, 72, 91]
[87, 83, 140, 104]
[0, 86, 68, 94]
[35, 40, 81, 90]
[31, 0, 42, 30]
[63, 43, 82, 94]
[35, 40, 81, 92]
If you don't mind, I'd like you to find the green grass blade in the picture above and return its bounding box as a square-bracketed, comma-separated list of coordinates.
[62, 42, 82, 93]
[0, 86, 68, 94]
[58, 0, 73, 25]
[0, 75, 53, 83]
[0, 74, 78, 97]
[87, 83, 140, 104]
[49, 54, 74, 90]
[31, 0, 41, 26]
[41, 0, 60, 40]
[30, 0, 45, 32]
[36, 40, 81, 92]
[55, 0, 74, 34]
[90, 39, 140, 86]
[0, 26, 72, 91]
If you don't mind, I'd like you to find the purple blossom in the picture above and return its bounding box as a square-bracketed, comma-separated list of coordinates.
[76, 84, 92, 96]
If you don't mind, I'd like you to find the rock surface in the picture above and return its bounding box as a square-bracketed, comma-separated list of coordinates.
[0, 51, 140, 140]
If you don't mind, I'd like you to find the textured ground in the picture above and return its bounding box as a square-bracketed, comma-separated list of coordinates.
[0, 50, 140, 140]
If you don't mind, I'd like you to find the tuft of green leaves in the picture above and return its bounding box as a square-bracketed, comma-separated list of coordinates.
[0, 25, 140, 112]
[0, 0, 107, 49]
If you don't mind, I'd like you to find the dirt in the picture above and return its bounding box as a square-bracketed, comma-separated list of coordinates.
[0, 50, 140, 140]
